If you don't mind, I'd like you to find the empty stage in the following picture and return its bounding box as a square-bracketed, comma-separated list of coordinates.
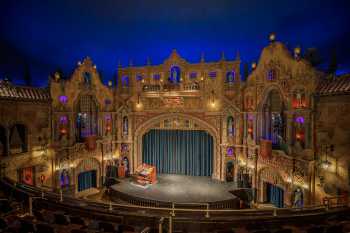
[109, 174, 240, 209]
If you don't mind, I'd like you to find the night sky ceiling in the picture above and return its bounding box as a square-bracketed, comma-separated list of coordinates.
[0, 0, 350, 87]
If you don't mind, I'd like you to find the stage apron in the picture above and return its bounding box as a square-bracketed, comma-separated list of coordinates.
[78, 170, 97, 192]
[142, 129, 213, 176]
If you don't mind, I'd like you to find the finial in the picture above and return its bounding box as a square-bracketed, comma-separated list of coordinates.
[235, 51, 241, 61]
[200, 52, 205, 62]
[294, 46, 301, 60]
[221, 51, 225, 61]
[147, 57, 151, 66]
[269, 32, 276, 43]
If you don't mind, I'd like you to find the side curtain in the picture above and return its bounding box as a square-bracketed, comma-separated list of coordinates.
[266, 182, 284, 208]
[78, 170, 97, 192]
[142, 129, 213, 176]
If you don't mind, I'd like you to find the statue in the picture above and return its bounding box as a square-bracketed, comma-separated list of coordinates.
[293, 188, 303, 208]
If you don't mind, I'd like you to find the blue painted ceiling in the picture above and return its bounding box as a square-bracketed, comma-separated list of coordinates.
[0, 0, 349, 86]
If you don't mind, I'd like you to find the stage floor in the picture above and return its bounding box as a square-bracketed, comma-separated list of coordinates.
[111, 174, 236, 203]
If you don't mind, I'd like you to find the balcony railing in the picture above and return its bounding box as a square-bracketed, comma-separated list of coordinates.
[142, 83, 200, 92]
[142, 84, 161, 92]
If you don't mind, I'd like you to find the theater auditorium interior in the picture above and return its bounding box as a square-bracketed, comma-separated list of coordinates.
[1, 1, 350, 233]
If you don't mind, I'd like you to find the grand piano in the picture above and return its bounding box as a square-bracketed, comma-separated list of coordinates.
[133, 163, 157, 185]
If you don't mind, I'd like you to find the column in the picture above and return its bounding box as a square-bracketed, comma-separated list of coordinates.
[5, 128, 10, 156]
[304, 114, 311, 149]
[286, 113, 293, 146]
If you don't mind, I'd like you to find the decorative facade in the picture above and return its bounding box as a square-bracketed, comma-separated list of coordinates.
[1, 38, 349, 207]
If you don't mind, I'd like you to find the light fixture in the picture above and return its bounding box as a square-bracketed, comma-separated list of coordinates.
[77, 61, 82, 66]
[269, 32, 276, 42]
[93, 65, 97, 69]
[108, 80, 113, 87]
[251, 62, 257, 70]
[210, 90, 215, 107]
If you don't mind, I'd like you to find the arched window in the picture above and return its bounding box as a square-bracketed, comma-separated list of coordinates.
[104, 114, 112, 136]
[169, 66, 181, 84]
[227, 116, 235, 137]
[58, 115, 68, 140]
[294, 116, 305, 148]
[83, 72, 92, 86]
[123, 116, 128, 136]
[267, 69, 276, 81]
[76, 95, 98, 142]
[121, 76, 129, 87]
[226, 71, 235, 83]
[262, 90, 285, 147]
[9, 124, 27, 154]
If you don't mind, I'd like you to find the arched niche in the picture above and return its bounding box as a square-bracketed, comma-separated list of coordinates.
[258, 86, 286, 147]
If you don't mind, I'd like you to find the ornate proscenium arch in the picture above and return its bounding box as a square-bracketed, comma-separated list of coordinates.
[132, 113, 222, 180]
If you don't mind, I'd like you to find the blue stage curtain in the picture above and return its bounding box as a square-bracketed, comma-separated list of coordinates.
[142, 129, 213, 176]
[78, 170, 97, 192]
[266, 182, 284, 208]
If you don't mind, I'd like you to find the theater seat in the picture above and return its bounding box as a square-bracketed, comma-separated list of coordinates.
[0, 218, 7, 230]
[71, 229, 87, 233]
[307, 226, 325, 233]
[99, 221, 115, 232]
[54, 213, 69, 225]
[19, 220, 35, 233]
[69, 216, 86, 226]
[326, 225, 343, 233]
[36, 223, 55, 233]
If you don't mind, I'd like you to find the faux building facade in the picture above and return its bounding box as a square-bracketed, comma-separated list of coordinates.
[0, 39, 349, 207]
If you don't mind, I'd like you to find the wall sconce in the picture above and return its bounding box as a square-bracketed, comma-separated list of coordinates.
[210, 90, 215, 107]
[136, 94, 142, 109]
[251, 62, 257, 70]
[319, 144, 334, 170]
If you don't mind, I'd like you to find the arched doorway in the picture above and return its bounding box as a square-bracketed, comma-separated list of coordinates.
[75, 158, 100, 192]
[134, 113, 221, 179]
[258, 167, 286, 208]
[260, 88, 286, 148]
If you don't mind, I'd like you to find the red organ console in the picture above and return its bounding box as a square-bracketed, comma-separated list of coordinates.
[133, 164, 157, 185]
